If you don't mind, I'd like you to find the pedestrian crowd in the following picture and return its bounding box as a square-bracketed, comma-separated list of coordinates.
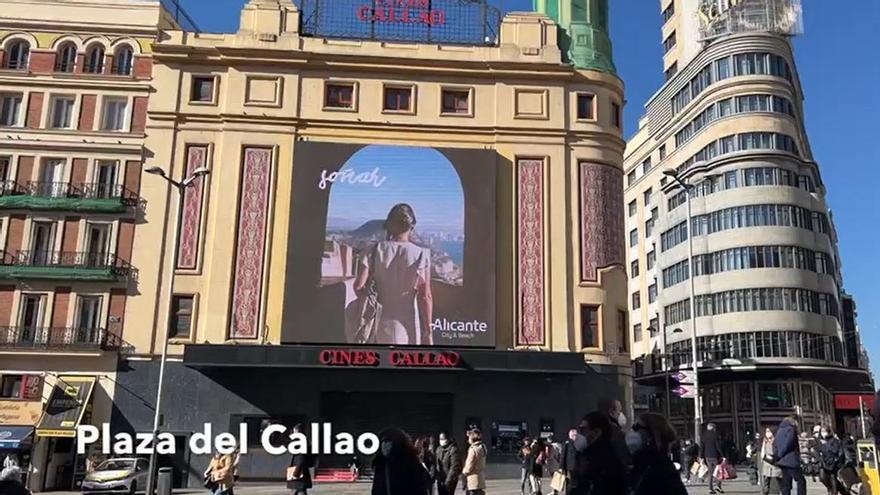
[196, 404, 873, 495]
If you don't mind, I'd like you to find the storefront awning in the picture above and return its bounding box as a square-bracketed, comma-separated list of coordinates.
[0, 426, 34, 448]
[36, 376, 96, 438]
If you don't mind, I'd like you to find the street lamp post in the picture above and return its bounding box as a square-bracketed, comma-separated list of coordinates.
[663, 169, 702, 445]
[144, 165, 210, 495]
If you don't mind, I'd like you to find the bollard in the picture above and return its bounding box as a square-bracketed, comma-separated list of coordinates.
[156, 467, 173, 495]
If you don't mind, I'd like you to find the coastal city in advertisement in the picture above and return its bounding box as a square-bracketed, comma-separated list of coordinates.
[0, 0, 877, 495]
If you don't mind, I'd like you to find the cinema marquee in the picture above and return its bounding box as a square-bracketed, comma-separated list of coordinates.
[299, 0, 501, 46]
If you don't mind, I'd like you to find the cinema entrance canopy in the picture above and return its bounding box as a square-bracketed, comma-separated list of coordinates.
[183, 344, 589, 374]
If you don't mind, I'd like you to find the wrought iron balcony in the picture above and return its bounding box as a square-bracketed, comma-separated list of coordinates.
[0, 250, 137, 281]
[0, 326, 124, 351]
[0, 181, 139, 213]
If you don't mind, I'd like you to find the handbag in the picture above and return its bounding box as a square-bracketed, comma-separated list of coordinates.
[550, 470, 567, 492]
[352, 247, 383, 344]
[286, 465, 301, 481]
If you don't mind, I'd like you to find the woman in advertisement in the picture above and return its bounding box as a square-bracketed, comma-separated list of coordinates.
[354, 203, 434, 346]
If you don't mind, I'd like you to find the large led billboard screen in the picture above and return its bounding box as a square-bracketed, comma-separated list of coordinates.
[284, 142, 497, 347]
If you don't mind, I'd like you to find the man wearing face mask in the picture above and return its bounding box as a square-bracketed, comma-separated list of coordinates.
[597, 399, 632, 476]
[435, 432, 462, 495]
[568, 412, 626, 495]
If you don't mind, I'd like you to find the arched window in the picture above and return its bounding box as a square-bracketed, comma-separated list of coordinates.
[4, 40, 30, 70]
[112, 45, 133, 76]
[56, 42, 77, 73]
[84, 45, 105, 74]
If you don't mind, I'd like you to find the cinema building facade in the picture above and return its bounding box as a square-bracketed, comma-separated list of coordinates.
[106, 0, 633, 484]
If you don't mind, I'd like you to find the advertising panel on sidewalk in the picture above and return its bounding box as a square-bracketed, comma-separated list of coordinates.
[285, 142, 497, 347]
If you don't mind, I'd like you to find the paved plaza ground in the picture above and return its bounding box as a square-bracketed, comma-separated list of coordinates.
[40, 476, 832, 495]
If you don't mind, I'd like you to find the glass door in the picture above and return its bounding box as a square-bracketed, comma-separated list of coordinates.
[85, 223, 110, 267]
[75, 296, 102, 344]
[31, 221, 56, 265]
[95, 161, 117, 199]
[18, 294, 45, 344]
[40, 159, 65, 197]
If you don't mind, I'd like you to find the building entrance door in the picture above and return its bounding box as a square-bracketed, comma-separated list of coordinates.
[320, 391, 453, 467]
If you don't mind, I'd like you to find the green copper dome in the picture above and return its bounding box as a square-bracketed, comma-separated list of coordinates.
[533, 0, 616, 74]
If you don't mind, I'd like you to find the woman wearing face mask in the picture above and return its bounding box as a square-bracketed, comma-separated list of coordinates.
[568, 412, 626, 495]
[372, 428, 431, 495]
[816, 427, 843, 495]
[629, 413, 687, 495]
[759, 427, 781, 495]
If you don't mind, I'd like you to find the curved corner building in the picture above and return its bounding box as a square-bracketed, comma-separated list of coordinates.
[625, 0, 873, 442]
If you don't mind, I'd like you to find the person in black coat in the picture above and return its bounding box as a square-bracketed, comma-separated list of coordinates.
[287, 425, 313, 495]
[568, 412, 626, 495]
[629, 413, 687, 495]
[681, 440, 700, 483]
[773, 415, 806, 495]
[435, 432, 462, 495]
[701, 423, 725, 495]
[560, 428, 579, 477]
[372, 428, 431, 495]
[816, 427, 843, 495]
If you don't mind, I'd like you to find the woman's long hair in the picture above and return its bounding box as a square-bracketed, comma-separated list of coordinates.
[638, 412, 678, 453]
[378, 427, 419, 461]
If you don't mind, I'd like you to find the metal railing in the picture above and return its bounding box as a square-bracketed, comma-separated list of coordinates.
[0, 326, 123, 351]
[160, 0, 201, 32]
[1, 250, 137, 279]
[0, 181, 139, 205]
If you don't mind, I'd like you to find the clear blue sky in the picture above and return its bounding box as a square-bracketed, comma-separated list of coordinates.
[181, 0, 879, 378]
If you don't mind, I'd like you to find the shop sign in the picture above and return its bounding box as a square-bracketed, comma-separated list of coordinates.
[356, 0, 446, 26]
[835, 394, 875, 411]
[319, 349, 461, 368]
[36, 376, 96, 438]
[300, 0, 501, 46]
[0, 400, 43, 426]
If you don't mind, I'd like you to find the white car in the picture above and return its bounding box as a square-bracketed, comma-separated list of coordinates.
[81, 458, 148, 495]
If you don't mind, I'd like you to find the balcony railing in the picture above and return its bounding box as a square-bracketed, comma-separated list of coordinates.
[0, 250, 137, 281]
[0, 326, 124, 351]
[0, 181, 139, 212]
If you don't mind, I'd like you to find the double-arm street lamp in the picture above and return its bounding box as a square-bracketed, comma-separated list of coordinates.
[144, 165, 210, 495]
[663, 169, 703, 446]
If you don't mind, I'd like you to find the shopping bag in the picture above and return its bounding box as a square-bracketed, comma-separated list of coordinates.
[550, 470, 567, 492]
[698, 461, 709, 479]
[725, 463, 738, 480]
[690, 461, 701, 477]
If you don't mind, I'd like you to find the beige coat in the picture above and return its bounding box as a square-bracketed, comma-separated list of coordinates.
[462, 442, 487, 490]
[760, 439, 782, 478]
[205, 454, 235, 492]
